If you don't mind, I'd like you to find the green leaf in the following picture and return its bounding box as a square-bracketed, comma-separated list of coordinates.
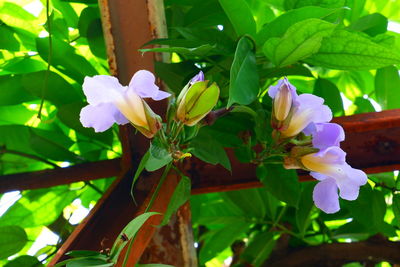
[78, 7, 106, 58]
[375, 65, 400, 110]
[140, 44, 216, 58]
[0, 24, 20, 51]
[263, 18, 336, 67]
[132, 151, 150, 193]
[354, 97, 375, 114]
[110, 212, 159, 262]
[36, 37, 97, 83]
[228, 36, 259, 107]
[284, 0, 345, 10]
[241, 231, 276, 266]
[136, 265, 175, 267]
[346, 184, 386, 231]
[296, 182, 315, 236]
[66, 251, 106, 258]
[0, 226, 27, 259]
[218, 0, 256, 37]
[306, 29, 400, 70]
[256, 6, 343, 45]
[191, 128, 231, 171]
[145, 138, 172, 172]
[256, 164, 300, 207]
[222, 188, 267, 219]
[199, 221, 250, 264]
[22, 71, 82, 106]
[392, 194, 400, 226]
[1, 57, 47, 75]
[161, 175, 191, 225]
[4, 255, 43, 267]
[349, 13, 388, 37]
[0, 186, 77, 228]
[313, 78, 344, 116]
[0, 75, 36, 105]
[57, 101, 113, 145]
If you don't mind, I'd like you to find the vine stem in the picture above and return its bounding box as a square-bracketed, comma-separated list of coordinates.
[122, 163, 172, 267]
[38, 0, 52, 119]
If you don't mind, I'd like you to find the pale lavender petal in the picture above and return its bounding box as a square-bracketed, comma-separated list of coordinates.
[80, 104, 117, 132]
[268, 77, 298, 100]
[82, 75, 124, 105]
[308, 123, 345, 150]
[313, 178, 340, 214]
[190, 71, 205, 83]
[114, 110, 129, 125]
[153, 90, 172, 101]
[129, 70, 170, 100]
[336, 164, 368, 200]
[314, 146, 346, 164]
[310, 171, 328, 181]
[281, 93, 332, 137]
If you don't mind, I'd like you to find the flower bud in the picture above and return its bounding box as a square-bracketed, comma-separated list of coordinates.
[269, 78, 297, 122]
[176, 77, 220, 126]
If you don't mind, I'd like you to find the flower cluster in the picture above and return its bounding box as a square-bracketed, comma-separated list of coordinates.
[269, 78, 367, 213]
[80, 70, 219, 139]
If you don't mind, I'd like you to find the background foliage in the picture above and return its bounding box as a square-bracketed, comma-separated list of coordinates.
[1, 0, 400, 266]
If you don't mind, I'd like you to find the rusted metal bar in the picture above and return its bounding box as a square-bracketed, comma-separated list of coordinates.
[2, 110, 400, 195]
[190, 109, 400, 194]
[0, 158, 121, 194]
[49, 0, 193, 266]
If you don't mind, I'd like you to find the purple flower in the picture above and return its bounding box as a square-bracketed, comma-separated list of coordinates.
[304, 122, 345, 150]
[80, 70, 170, 137]
[190, 71, 205, 84]
[268, 78, 298, 121]
[280, 93, 332, 137]
[301, 146, 367, 213]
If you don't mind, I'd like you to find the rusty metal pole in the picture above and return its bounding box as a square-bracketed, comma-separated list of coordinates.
[49, 0, 197, 266]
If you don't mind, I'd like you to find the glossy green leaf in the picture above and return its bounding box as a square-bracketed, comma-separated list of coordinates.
[222, 188, 267, 219]
[145, 138, 172, 172]
[392, 194, 400, 226]
[241, 231, 275, 266]
[218, 0, 256, 37]
[0, 186, 77, 228]
[191, 129, 231, 171]
[4, 255, 43, 267]
[354, 97, 375, 114]
[36, 37, 97, 83]
[110, 212, 159, 262]
[257, 6, 343, 45]
[161, 175, 191, 225]
[0, 75, 36, 105]
[0, 226, 27, 259]
[0, 24, 20, 51]
[346, 184, 386, 231]
[199, 221, 250, 264]
[228, 36, 259, 107]
[140, 44, 216, 58]
[349, 13, 388, 37]
[306, 29, 400, 70]
[263, 19, 336, 67]
[296, 182, 315, 236]
[256, 164, 300, 207]
[284, 0, 345, 9]
[375, 65, 400, 109]
[313, 78, 344, 116]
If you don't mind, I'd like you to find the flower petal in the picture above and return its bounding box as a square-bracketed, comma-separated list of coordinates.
[306, 122, 345, 150]
[268, 77, 298, 100]
[336, 164, 368, 200]
[281, 94, 332, 137]
[129, 70, 170, 100]
[82, 75, 124, 105]
[80, 103, 128, 132]
[190, 71, 205, 83]
[313, 178, 340, 214]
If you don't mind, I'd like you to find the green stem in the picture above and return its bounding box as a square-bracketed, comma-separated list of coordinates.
[122, 163, 172, 267]
[171, 121, 184, 142]
[38, 0, 52, 119]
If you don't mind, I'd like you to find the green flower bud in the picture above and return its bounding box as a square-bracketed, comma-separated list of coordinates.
[176, 80, 220, 126]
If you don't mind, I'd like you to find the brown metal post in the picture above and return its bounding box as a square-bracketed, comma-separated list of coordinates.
[49, 0, 196, 266]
